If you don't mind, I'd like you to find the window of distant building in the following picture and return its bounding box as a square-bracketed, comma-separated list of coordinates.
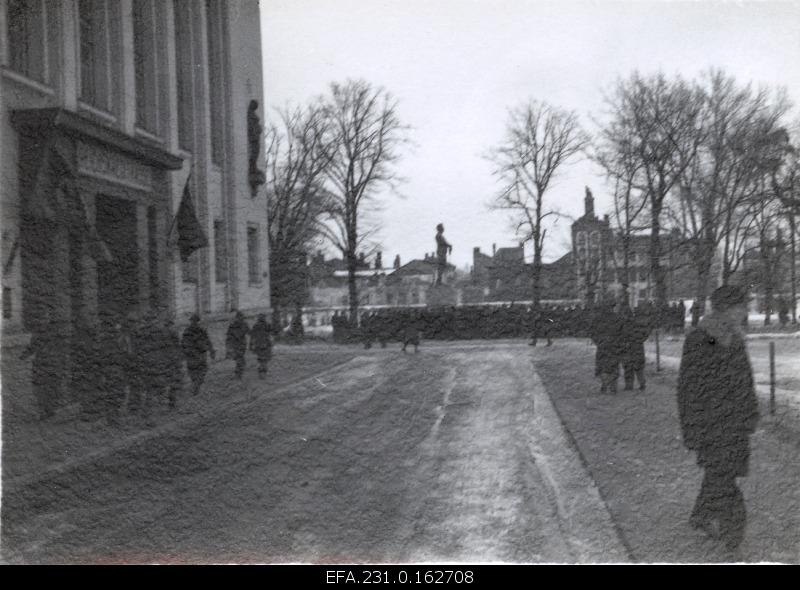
[78, 0, 121, 114]
[205, 0, 225, 165]
[5, 0, 48, 83]
[247, 224, 260, 285]
[213, 219, 227, 283]
[576, 231, 587, 259]
[133, 0, 164, 135]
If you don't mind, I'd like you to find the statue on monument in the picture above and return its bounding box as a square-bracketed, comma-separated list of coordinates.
[435, 223, 452, 286]
[247, 99, 266, 196]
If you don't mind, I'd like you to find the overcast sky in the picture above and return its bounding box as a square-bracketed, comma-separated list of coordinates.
[261, 0, 800, 269]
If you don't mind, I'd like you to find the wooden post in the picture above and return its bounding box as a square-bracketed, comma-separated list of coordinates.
[655, 328, 661, 372]
[770, 341, 776, 416]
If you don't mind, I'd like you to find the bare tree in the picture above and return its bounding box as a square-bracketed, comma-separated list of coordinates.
[772, 134, 800, 323]
[749, 177, 788, 325]
[489, 100, 588, 309]
[318, 80, 410, 323]
[266, 103, 333, 332]
[599, 72, 704, 307]
[592, 122, 648, 306]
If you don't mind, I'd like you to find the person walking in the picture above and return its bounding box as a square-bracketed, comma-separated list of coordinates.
[163, 318, 184, 409]
[402, 310, 421, 353]
[181, 314, 215, 396]
[226, 311, 250, 380]
[20, 316, 67, 420]
[130, 311, 165, 420]
[250, 313, 273, 379]
[777, 296, 789, 328]
[677, 285, 759, 554]
[620, 306, 649, 391]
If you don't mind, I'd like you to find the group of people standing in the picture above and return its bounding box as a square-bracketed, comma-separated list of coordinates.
[328, 300, 685, 348]
[225, 311, 274, 380]
[589, 303, 651, 394]
[20, 310, 275, 423]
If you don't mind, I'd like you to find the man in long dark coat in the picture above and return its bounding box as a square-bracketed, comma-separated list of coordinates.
[182, 314, 215, 395]
[250, 313, 273, 379]
[621, 306, 649, 391]
[130, 312, 165, 419]
[590, 302, 623, 394]
[226, 311, 250, 380]
[677, 285, 759, 553]
[20, 317, 68, 420]
[402, 310, 421, 353]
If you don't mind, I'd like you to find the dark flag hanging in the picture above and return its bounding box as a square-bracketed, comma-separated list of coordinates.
[175, 176, 209, 263]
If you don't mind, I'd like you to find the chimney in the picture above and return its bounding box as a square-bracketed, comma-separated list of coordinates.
[375, 251, 382, 270]
[492, 243, 496, 256]
[393, 254, 401, 269]
[474, 247, 480, 256]
[585, 186, 595, 218]
[603, 214, 609, 225]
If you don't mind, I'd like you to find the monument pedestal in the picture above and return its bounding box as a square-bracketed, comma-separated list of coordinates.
[426, 283, 458, 306]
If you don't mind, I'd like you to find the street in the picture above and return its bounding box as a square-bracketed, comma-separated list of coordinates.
[1, 343, 623, 564]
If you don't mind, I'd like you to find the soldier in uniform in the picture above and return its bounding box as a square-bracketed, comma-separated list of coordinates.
[226, 311, 250, 379]
[402, 310, 421, 353]
[130, 311, 165, 420]
[96, 317, 128, 423]
[163, 317, 184, 409]
[20, 316, 67, 420]
[590, 302, 623, 394]
[621, 305, 649, 391]
[181, 314, 215, 396]
[250, 313, 273, 379]
[678, 285, 759, 553]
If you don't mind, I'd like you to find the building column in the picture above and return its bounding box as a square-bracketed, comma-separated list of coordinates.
[136, 201, 151, 312]
[59, 0, 78, 110]
[119, 0, 136, 134]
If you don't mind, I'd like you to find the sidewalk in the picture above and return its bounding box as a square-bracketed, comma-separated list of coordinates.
[1, 345, 356, 490]
[533, 340, 800, 563]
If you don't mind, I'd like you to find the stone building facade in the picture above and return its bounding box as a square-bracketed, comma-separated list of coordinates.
[1, 0, 270, 343]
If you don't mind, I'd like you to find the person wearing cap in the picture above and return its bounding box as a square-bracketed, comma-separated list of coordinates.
[677, 284, 759, 553]
[182, 314, 215, 396]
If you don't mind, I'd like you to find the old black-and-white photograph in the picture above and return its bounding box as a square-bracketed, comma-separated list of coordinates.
[1, 0, 799, 566]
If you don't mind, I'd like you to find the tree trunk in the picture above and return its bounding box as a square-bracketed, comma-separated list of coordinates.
[693, 253, 713, 327]
[347, 251, 358, 325]
[790, 210, 797, 324]
[650, 205, 667, 307]
[531, 248, 542, 310]
[621, 235, 630, 307]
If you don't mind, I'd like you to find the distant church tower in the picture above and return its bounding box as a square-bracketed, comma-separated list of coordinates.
[572, 187, 612, 305]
